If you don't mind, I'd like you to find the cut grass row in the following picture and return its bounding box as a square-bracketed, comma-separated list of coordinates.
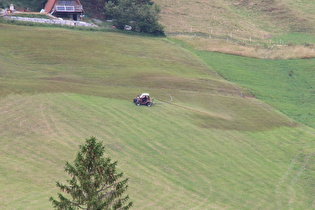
[1, 93, 314, 209]
[0, 24, 314, 209]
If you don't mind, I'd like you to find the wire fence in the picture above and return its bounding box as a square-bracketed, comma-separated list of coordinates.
[166, 31, 289, 47]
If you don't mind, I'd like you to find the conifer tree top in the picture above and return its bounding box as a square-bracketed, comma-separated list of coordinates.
[50, 137, 132, 210]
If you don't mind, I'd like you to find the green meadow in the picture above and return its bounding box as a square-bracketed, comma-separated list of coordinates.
[0, 24, 314, 209]
[271, 33, 315, 45]
[196, 51, 315, 128]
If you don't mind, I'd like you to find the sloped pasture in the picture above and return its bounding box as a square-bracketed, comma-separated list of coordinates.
[0, 24, 314, 209]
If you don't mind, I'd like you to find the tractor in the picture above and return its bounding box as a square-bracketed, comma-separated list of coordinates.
[133, 93, 153, 106]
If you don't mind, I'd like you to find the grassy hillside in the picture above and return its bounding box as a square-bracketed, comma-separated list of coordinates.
[154, 0, 315, 58]
[195, 51, 315, 128]
[155, 0, 315, 37]
[0, 24, 314, 209]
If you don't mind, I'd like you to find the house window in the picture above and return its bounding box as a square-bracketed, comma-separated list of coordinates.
[56, 6, 66, 11]
[65, 6, 75, 11]
[58, 0, 75, 6]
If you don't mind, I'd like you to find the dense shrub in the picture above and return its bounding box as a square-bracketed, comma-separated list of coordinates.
[105, 0, 164, 35]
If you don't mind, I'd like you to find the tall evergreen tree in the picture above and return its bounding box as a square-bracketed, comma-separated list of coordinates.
[50, 137, 132, 210]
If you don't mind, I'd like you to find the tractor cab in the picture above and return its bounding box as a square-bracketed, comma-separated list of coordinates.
[133, 93, 153, 106]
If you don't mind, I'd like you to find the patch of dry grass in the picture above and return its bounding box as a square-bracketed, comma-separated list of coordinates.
[171, 35, 315, 59]
[154, 0, 315, 58]
[155, 0, 315, 36]
[156, 0, 269, 40]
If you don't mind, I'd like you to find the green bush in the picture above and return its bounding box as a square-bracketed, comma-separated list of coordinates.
[105, 0, 164, 35]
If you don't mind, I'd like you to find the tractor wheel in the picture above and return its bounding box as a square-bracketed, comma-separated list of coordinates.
[136, 102, 141, 106]
[146, 102, 152, 107]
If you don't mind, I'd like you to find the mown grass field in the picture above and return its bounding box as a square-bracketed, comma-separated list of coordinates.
[0, 24, 314, 209]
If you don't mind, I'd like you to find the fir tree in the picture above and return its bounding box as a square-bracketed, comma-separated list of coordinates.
[50, 137, 132, 210]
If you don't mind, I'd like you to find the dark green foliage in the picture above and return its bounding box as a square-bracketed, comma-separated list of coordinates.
[80, 0, 109, 19]
[1, 0, 47, 11]
[0, 0, 10, 8]
[50, 137, 132, 210]
[105, 0, 164, 34]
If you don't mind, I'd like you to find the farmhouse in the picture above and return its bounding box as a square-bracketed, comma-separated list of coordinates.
[44, 0, 84, 21]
